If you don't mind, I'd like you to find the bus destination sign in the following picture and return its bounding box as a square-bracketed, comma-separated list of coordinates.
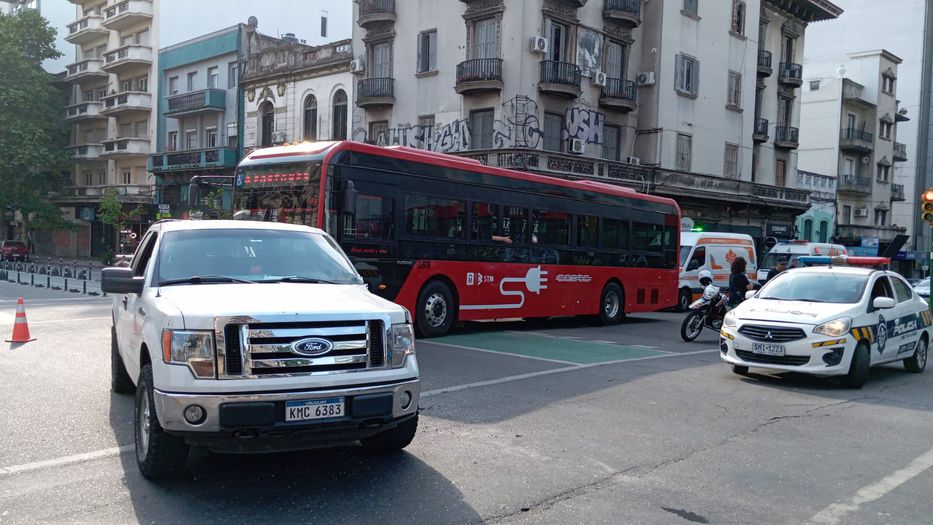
[237, 171, 310, 189]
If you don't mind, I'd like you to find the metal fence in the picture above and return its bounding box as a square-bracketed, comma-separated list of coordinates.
[0, 258, 105, 296]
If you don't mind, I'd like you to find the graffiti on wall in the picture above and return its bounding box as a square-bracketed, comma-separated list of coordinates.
[564, 107, 604, 145]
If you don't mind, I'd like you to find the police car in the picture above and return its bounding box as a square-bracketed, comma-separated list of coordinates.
[720, 256, 930, 388]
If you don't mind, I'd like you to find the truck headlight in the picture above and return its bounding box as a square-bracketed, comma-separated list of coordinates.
[724, 310, 737, 328]
[389, 323, 415, 368]
[162, 330, 215, 379]
[813, 318, 851, 338]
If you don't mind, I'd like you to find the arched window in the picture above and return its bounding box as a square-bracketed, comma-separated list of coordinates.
[818, 220, 828, 243]
[332, 90, 347, 140]
[259, 101, 275, 147]
[303, 95, 318, 141]
[803, 219, 813, 241]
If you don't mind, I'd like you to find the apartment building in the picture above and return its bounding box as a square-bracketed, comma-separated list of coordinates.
[241, 28, 353, 152]
[350, 0, 839, 248]
[798, 50, 907, 255]
[149, 25, 245, 218]
[58, 0, 158, 257]
[794, 170, 836, 242]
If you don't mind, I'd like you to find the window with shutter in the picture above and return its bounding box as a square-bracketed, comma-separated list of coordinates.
[544, 112, 564, 152]
[675, 54, 699, 95]
[727, 70, 742, 109]
[372, 42, 391, 78]
[418, 30, 437, 73]
[470, 109, 494, 149]
[606, 41, 625, 80]
[473, 18, 496, 59]
[676, 134, 692, 171]
[603, 125, 621, 161]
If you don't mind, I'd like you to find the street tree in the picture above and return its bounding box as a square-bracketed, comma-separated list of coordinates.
[0, 10, 71, 240]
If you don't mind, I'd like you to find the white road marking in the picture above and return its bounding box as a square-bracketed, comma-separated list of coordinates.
[422, 348, 719, 397]
[425, 340, 579, 365]
[0, 446, 132, 477]
[810, 446, 933, 525]
[27, 316, 111, 326]
[504, 331, 672, 354]
[0, 297, 109, 303]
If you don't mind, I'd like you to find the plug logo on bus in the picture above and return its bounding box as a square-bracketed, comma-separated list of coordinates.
[461, 267, 549, 311]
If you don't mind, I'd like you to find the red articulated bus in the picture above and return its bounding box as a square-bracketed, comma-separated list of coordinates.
[234, 141, 681, 337]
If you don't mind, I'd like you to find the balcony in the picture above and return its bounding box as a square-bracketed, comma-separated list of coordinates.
[65, 59, 108, 85]
[538, 61, 582, 98]
[65, 102, 106, 122]
[753, 118, 769, 142]
[778, 62, 803, 87]
[65, 15, 107, 45]
[893, 141, 908, 162]
[757, 50, 772, 77]
[102, 45, 152, 76]
[102, 0, 153, 31]
[68, 143, 104, 160]
[356, 77, 395, 108]
[100, 91, 151, 117]
[842, 79, 875, 107]
[165, 89, 226, 118]
[60, 185, 152, 204]
[101, 138, 150, 158]
[839, 128, 874, 153]
[603, 0, 641, 27]
[358, 0, 395, 28]
[599, 78, 637, 112]
[891, 183, 905, 201]
[774, 126, 799, 149]
[149, 148, 239, 173]
[455, 59, 504, 95]
[838, 173, 872, 194]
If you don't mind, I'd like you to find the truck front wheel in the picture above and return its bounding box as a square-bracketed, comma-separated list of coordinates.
[360, 414, 418, 453]
[135, 364, 189, 479]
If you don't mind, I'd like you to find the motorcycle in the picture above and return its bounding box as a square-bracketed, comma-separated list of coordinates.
[680, 283, 729, 341]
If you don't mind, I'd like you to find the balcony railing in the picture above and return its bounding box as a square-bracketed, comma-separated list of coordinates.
[893, 141, 908, 161]
[757, 50, 772, 76]
[891, 183, 906, 201]
[66, 15, 106, 44]
[599, 78, 637, 111]
[101, 91, 152, 115]
[165, 89, 226, 116]
[753, 118, 769, 141]
[358, 0, 395, 27]
[65, 101, 104, 121]
[65, 58, 106, 81]
[838, 174, 872, 193]
[774, 126, 799, 148]
[540, 61, 581, 87]
[149, 147, 239, 173]
[102, 45, 152, 73]
[604, 0, 641, 26]
[455, 58, 504, 94]
[778, 62, 803, 85]
[102, 137, 150, 156]
[103, 0, 153, 30]
[839, 127, 874, 152]
[357, 77, 395, 107]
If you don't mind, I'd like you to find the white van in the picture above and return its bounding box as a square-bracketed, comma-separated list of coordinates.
[758, 241, 847, 285]
[678, 232, 758, 311]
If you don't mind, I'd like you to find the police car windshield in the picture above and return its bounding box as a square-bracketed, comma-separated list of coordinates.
[758, 272, 868, 304]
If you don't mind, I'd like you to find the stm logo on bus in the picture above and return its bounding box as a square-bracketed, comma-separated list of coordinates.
[466, 272, 495, 286]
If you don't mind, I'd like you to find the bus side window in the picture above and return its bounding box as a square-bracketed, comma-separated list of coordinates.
[472, 202, 499, 241]
[345, 194, 394, 240]
[603, 218, 628, 250]
[577, 215, 599, 248]
[502, 206, 529, 243]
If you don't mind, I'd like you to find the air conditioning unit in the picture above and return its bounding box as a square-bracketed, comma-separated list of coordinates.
[570, 139, 585, 154]
[854, 208, 869, 218]
[592, 71, 608, 87]
[636, 71, 656, 86]
[272, 131, 286, 144]
[626, 156, 641, 165]
[350, 59, 365, 74]
[530, 36, 548, 54]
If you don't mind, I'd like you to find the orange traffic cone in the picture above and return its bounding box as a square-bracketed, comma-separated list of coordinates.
[6, 297, 36, 343]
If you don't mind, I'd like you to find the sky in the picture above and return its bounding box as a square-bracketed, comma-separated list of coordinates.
[38, 0, 352, 72]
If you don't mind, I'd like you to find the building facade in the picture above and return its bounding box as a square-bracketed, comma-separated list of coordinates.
[794, 170, 836, 242]
[350, 0, 839, 250]
[54, 0, 158, 257]
[149, 25, 245, 218]
[798, 50, 907, 254]
[241, 30, 353, 152]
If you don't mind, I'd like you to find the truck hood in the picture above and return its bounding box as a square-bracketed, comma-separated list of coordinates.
[734, 299, 855, 326]
[157, 283, 407, 328]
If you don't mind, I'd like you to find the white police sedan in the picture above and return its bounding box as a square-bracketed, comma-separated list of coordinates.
[720, 257, 930, 388]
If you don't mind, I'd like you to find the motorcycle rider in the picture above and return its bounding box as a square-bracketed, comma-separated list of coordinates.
[698, 269, 714, 288]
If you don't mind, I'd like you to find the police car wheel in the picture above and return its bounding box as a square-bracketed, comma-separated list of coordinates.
[840, 342, 870, 389]
[904, 336, 928, 373]
[731, 364, 749, 376]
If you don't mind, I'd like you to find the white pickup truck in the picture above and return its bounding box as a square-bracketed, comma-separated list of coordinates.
[103, 220, 420, 479]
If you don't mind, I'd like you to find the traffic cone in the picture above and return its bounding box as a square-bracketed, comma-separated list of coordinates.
[5, 297, 36, 343]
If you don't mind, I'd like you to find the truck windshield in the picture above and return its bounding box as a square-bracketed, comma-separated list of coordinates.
[758, 272, 868, 304]
[157, 229, 363, 286]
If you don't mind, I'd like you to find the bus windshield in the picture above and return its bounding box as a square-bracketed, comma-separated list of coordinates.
[233, 162, 322, 226]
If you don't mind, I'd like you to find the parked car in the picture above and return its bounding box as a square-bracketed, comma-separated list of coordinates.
[0, 240, 29, 262]
[914, 278, 930, 300]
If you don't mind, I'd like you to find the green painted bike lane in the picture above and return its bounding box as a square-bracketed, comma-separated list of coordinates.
[432, 331, 669, 364]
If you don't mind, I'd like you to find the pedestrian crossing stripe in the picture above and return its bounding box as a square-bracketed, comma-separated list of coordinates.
[850, 326, 875, 343]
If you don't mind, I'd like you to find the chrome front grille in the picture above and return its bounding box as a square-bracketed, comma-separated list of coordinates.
[738, 325, 807, 343]
[220, 319, 387, 378]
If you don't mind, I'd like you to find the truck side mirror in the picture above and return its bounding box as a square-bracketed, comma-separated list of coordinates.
[101, 267, 145, 294]
[342, 180, 358, 216]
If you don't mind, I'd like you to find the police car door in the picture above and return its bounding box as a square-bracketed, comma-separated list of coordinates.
[866, 275, 896, 362]
[888, 274, 924, 359]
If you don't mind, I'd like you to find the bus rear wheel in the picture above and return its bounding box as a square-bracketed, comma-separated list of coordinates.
[416, 281, 455, 338]
[598, 283, 625, 326]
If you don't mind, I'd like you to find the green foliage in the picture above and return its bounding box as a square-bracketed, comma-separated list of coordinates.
[0, 10, 70, 235]
[97, 190, 123, 227]
[206, 188, 230, 219]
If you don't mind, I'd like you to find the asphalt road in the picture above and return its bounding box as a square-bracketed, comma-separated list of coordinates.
[1, 280, 932, 524]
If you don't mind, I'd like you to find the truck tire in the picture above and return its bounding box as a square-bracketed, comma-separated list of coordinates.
[111, 326, 134, 394]
[416, 281, 455, 338]
[904, 336, 928, 373]
[840, 342, 870, 389]
[361, 414, 418, 453]
[135, 364, 189, 479]
[598, 283, 624, 325]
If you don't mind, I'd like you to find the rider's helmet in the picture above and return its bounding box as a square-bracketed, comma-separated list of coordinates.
[698, 269, 714, 286]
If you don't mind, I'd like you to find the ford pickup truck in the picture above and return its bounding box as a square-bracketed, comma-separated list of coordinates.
[103, 220, 419, 479]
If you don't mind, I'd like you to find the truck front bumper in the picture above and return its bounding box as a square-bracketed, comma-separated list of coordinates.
[153, 379, 420, 450]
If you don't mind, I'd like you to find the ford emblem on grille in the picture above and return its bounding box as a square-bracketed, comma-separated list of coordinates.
[292, 337, 334, 356]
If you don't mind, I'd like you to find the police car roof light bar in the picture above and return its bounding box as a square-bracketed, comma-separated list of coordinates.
[796, 255, 890, 268]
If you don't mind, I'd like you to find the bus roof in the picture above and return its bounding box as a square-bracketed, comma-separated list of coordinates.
[239, 141, 680, 213]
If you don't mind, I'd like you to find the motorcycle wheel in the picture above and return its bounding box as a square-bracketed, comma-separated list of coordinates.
[681, 310, 705, 342]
